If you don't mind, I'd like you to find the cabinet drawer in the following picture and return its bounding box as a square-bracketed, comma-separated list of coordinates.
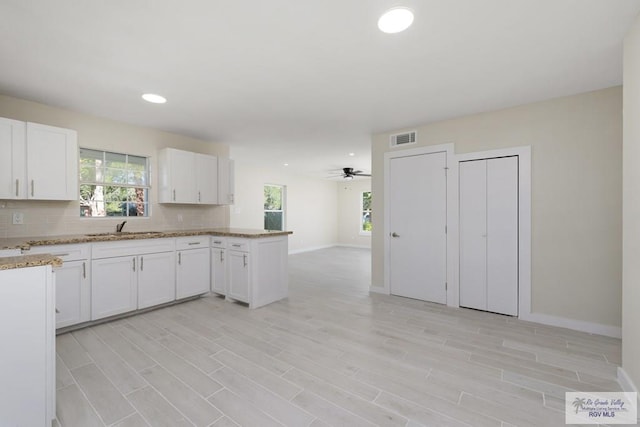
[176, 236, 209, 250]
[228, 240, 249, 252]
[25, 243, 90, 261]
[210, 236, 227, 249]
[92, 238, 175, 259]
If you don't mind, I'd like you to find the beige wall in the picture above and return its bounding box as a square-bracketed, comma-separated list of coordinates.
[372, 86, 622, 328]
[623, 14, 640, 394]
[0, 95, 230, 237]
[229, 153, 338, 253]
[337, 179, 371, 248]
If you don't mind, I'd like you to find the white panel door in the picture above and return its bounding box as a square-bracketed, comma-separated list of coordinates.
[487, 157, 519, 316]
[138, 252, 176, 309]
[389, 152, 447, 303]
[459, 160, 488, 311]
[459, 156, 519, 316]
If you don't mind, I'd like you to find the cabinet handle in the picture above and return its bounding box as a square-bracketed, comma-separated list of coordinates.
[82, 262, 86, 279]
[173, 189, 176, 201]
[31, 180, 34, 197]
[178, 252, 182, 265]
[15, 179, 19, 197]
[220, 251, 224, 262]
[243, 254, 247, 267]
[187, 242, 200, 246]
[132, 257, 136, 272]
[214, 240, 222, 245]
[198, 191, 201, 202]
[55, 308, 60, 314]
[232, 244, 241, 248]
[140, 256, 144, 271]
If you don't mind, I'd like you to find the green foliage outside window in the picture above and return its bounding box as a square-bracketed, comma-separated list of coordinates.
[362, 191, 372, 232]
[264, 185, 284, 231]
[80, 148, 149, 217]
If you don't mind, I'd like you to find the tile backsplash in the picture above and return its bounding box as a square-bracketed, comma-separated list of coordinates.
[0, 200, 229, 238]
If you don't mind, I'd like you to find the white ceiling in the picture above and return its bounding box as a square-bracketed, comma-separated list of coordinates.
[1, 0, 639, 178]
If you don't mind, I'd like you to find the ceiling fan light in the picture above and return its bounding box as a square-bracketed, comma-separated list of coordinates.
[378, 7, 414, 34]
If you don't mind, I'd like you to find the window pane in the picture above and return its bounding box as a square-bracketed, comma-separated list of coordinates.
[362, 191, 372, 210]
[128, 160, 147, 185]
[264, 212, 283, 231]
[80, 148, 104, 162]
[105, 152, 127, 169]
[264, 185, 282, 210]
[362, 212, 372, 232]
[79, 148, 150, 218]
[104, 167, 129, 184]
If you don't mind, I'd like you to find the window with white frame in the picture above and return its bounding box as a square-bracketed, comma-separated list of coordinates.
[79, 148, 150, 217]
[264, 184, 285, 231]
[361, 191, 372, 234]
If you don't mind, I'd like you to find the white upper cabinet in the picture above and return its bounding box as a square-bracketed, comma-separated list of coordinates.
[26, 122, 78, 200]
[0, 117, 25, 199]
[159, 148, 196, 203]
[217, 157, 235, 205]
[159, 148, 220, 204]
[196, 153, 218, 204]
[0, 118, 78, 201]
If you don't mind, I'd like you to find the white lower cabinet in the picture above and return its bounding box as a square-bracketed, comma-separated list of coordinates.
[92, 238, 176, 321]
[225, 236, 288, 308]
[210, 237, 227, 295]
[25, 244, 91, 329]
[176, 236, 210, 299]
[0, 265, 55, 426]
[138, 251, 176, 309]
[92, 256, 137, 320]
[227, 247, 249, 302]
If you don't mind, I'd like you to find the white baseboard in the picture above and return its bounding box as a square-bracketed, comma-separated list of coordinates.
[369, 285, 388, 295]
[288, 244, 336, 255]
[519, 312, 621, 338]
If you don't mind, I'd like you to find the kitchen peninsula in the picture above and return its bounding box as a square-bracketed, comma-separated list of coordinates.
[1, 228, 292, 331]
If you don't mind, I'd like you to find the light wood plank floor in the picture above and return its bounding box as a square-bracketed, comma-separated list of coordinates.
[55, 247, 622, 427]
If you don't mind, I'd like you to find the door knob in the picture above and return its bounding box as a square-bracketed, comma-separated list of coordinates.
[391, 232, 400, 238]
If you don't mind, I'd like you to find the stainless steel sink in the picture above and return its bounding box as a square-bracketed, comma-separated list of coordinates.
[85, 231, 163, 237]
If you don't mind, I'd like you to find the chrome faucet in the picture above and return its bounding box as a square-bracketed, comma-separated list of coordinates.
[115, 220, 127, 233]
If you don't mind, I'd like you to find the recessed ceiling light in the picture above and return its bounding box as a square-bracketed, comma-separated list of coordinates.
[378, 7, 414, 34]
[142, 93, 167, 104]
[284, 163, 289, 166]
[349, 152, 355, 157]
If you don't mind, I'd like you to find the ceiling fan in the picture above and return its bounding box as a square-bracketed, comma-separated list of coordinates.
[331, 167, 371, 180]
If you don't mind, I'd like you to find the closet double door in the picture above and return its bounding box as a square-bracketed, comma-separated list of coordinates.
[459, 156, 518, 316]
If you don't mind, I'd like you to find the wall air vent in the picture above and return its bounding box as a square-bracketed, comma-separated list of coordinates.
[390, 131, 417, 147]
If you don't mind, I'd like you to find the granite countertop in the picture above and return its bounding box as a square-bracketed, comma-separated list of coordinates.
[0, 254, 63, 270]
[0, 228, 293, 250]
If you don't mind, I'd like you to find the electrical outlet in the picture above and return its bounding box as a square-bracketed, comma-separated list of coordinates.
[12, 212, 24, 225]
